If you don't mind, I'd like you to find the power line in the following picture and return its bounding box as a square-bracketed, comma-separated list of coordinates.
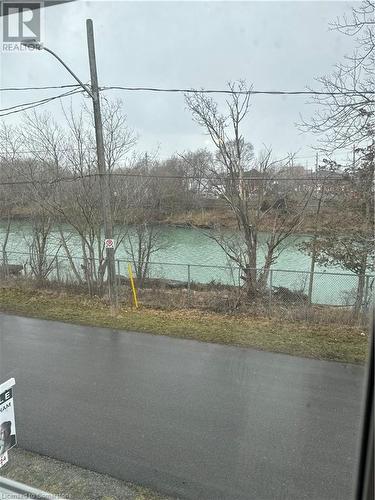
[0, 88, 84, 117]
[0, 88, 81, 113]
[0, 82, 372, 120]
[0, 148, 346, 161]
[0, 148, 90, 155]
[0, 146, 352, 164]
[102, 86, 375, 97]
[1, 82, 372, 122]
[1, 84, 374, 97]
[0, 171, 351, 186]
[0, 84, 80, 92]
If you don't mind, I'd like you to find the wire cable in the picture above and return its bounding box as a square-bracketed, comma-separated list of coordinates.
[0, 84, 80, 92]
[0, 171, 351, 187]
[102, 86, 375, 97]
[1, 84, 374, 97]
[0, 148, 347, 161]
[0, 88, 85, 117]
[0, 88, 81, 113]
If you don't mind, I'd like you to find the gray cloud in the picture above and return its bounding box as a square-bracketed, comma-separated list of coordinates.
[1, 1, 357, 164]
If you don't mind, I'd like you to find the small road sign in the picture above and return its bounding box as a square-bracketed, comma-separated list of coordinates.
[104, 239, 114, 249]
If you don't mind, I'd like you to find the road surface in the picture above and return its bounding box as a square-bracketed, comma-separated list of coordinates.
[0, 313, 365, 499]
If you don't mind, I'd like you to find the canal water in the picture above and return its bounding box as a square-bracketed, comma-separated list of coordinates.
[0, 221, 368, 305]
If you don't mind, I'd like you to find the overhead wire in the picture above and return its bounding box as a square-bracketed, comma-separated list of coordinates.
[101, 86, 375, 97]
[0, 84, 80, 92]
[0, 171, 351, 187]
[0, 83, 365, 169]
[0, 88, 84, 117]
[0, 147, 347, 161]
[0, 84, 374, 97]
[1, 81, 372, 122]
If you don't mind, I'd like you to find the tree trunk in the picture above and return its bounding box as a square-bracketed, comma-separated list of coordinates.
[58, 228, 83, 285]
[354, 256, 367, 317]
[307, 235, 317, 306]
[257, 241, 275, 292]
[2, 215, 11, 277]
[81, 239, 93, 296]
[308, 185, 325, 306]
[245, 239, 257, 299]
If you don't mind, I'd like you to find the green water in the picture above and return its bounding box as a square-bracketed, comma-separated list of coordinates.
[0, 221, 367, 305]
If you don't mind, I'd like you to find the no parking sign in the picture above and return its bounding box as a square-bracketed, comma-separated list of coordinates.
[104, 239, 115, 249]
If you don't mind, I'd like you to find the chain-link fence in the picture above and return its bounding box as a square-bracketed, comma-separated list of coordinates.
[1, 250, 373, 323]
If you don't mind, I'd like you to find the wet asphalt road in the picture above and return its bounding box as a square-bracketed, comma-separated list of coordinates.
[0, 313, 365, 500]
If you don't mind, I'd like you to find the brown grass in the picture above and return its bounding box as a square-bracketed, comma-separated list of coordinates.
[0, 285, 369, 364]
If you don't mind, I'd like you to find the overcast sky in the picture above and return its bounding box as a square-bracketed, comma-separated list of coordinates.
[1, 1, 357, 165]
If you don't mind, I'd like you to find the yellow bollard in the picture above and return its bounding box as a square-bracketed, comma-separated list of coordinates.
[128, 263, 139, 309]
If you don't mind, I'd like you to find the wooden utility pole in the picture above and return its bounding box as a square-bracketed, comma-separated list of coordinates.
[307, 152, 322, 308]
[86, 18, 117, 308]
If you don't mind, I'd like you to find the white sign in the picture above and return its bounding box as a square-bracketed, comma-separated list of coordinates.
[0, 451, 8, 468]
[104, 239, 115, 249]
[0, 378, 17, 465]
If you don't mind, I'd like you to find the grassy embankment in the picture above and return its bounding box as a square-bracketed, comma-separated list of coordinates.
[1, 448, 172, 500]
[7, 205, 361, 233]
[0, 286, 368, 363]
[158, 206, 362, 232]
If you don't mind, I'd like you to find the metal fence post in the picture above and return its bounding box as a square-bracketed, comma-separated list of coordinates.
[117, 259, 121, 292]
[4, 254, 9, 278]
[55, 256, 60, 283]
[269, 269, 273, 314]
[363, 275, 370, 313]
[187, 264, 191, 305]
[307, 269, 314, 307]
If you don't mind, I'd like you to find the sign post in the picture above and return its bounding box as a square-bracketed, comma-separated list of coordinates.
[0, 378, 17, 468]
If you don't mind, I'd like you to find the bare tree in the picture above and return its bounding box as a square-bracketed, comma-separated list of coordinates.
[121, 161, 169, 287]
[0, 98, 136, 295]
[302, 0, 374, 152]
[300, 151, 374, 315]
[186, 81, 313, 299]
[124, 223, 167, 287]
[178, 149, 212, 199]
[300, 1, 374, 315]
[0, 123, 29, 275]
[25, 211, 60, 285]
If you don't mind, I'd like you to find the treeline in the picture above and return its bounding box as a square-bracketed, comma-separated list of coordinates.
[0, 1, 373, 315]
[0, 97, 372, 314]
